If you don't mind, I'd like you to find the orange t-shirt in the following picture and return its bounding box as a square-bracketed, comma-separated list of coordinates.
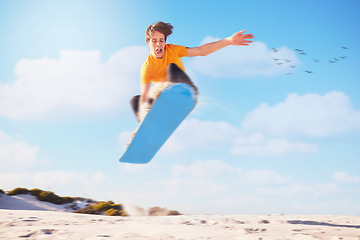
[140, 44, 188, 84]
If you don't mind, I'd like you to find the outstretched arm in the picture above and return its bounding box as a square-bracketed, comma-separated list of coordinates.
[186, 30, 254, 57]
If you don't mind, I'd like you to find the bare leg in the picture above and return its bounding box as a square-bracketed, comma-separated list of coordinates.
[130, 95, 154, 123]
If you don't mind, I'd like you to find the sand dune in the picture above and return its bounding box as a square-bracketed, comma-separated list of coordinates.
[0, 193, 67, 211]
[0, 193, 87, 212]
[1, 209, 359, 239]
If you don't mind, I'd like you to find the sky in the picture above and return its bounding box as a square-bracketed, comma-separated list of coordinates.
[1, 0, 359, 215]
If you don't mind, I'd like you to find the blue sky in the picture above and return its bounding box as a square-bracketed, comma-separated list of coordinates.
[1, 0, 359, 215]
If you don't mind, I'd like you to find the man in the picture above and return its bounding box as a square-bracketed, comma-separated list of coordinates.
[130, 21, 254, 135]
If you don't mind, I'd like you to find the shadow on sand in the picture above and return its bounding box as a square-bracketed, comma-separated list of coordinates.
[287, 220, 360, 229]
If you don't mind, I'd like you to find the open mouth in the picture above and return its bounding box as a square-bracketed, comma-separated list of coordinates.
[155, 48, 162, 55]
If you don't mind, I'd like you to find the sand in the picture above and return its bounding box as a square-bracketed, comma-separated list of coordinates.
[1, 209, 360, 239]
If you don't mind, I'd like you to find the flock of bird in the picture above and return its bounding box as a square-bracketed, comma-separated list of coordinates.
[271, 46, 349, 75]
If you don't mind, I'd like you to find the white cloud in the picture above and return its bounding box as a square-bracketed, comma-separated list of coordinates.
[147, 160, 286, 200]
[0, 46, 148, 120]
[231, 132, 317, 156]
[172, 159, 242, 179]
[0, 172, 33, 189]
[162, 118, 239, 153]
[256, 182, 339, 198]
[333, 171, 360, 184]
[139, 160, 291, 204]
[171, 160, 290, 187]
[32, 170, 108, 189]
[0, 170, 108, 196]
[116, 159, 358, 214]
[189, 40, 299, 78]
[159, 118, 317, 156]
[242, 169, 290, 185]
[0, 130, 43, 169]
[242, 91, 360, 137]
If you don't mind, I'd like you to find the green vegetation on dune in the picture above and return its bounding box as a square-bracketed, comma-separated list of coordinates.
[4, 187, 127, 216]
[3, 187, 181, 217]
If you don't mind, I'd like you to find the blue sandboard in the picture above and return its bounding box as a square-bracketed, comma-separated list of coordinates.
[119, 83, 197, 164]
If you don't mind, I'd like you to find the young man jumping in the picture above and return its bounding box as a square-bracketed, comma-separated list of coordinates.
[130, 21, 254, 136]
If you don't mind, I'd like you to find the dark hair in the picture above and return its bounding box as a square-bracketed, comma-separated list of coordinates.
[145, 21, 173, 43]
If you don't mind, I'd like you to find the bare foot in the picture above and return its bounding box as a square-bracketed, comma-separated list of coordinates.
[131, 130, 137, 140]
[126, 130, 137, 149]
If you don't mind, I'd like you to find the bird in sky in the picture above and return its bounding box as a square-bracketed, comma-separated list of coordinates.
[290, 45, 350, 76]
